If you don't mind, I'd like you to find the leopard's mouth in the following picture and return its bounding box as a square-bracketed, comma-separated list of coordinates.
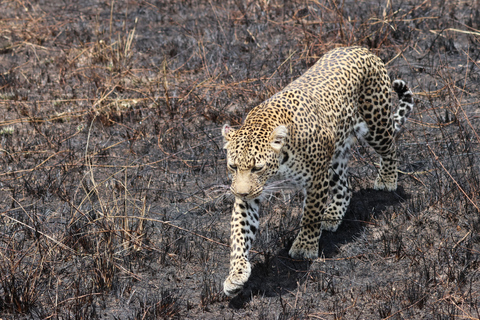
[231, 187, 263, 201]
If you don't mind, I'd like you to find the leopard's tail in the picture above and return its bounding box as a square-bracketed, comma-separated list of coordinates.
[392, 79, 414, 135]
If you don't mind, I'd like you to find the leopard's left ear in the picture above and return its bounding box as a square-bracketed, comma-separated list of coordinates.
[270, 125, 288, 153]
[222, 124, 235, 149]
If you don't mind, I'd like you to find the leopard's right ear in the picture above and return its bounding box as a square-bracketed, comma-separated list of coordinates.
[222, 124, 235, 149]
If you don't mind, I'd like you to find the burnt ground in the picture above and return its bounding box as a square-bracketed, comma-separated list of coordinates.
[0, 0, 479, 319]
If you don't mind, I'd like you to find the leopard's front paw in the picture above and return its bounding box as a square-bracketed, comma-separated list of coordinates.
[288, 235, 319, 260]
[223, 259, 251, 296]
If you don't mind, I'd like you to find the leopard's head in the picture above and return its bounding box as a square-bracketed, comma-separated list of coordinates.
[222, 123, 287, 200]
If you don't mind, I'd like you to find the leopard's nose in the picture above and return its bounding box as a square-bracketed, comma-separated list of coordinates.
[237, 192, 249, 198]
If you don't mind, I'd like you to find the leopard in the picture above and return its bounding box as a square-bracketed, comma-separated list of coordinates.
[221, 46, 414, 297]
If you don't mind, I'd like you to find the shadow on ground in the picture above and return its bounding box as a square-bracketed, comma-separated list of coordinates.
[320, 186, 408, 257]
[229, 186, 407, 308]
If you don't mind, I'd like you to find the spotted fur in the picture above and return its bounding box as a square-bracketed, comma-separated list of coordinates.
[221, 46, 414, 296]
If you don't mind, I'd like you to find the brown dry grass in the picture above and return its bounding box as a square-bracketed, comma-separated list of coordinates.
[0, 0, 479, 319]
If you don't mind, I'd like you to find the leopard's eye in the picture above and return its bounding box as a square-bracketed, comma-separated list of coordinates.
[251, 165, 264, 173]
[228, 163, 237, 171]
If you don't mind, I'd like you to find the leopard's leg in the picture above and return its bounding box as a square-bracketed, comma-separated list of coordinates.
[360, 75, 399, 191]
[322, 139, 353, 232]
[373, 150, 398, 191]
[370, 80, 413, 190]
[289, 170, 329, 260]
[223, 197, 259, 296]
[363, 123, 398, 191]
